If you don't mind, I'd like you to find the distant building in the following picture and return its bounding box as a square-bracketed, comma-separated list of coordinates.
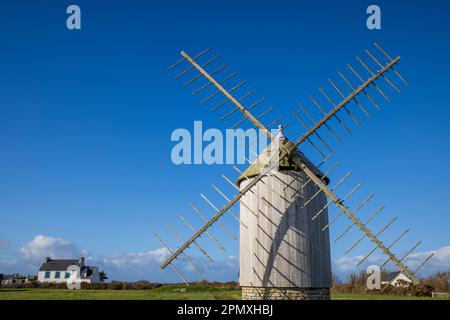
[0, 273, 30, 285]
[37, 257, 100, 284]
[381, 271, 414, 287]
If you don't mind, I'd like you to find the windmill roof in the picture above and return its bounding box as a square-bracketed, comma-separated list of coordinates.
[237, 137, 329, 185]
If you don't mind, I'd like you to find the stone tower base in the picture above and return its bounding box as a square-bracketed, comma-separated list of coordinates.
[241, 287, 330, 300]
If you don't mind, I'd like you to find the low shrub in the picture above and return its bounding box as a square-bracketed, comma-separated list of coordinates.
[108, 281, 123, 290]
[80, 282, 109, 290]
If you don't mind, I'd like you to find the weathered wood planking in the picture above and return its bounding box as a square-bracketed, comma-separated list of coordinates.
[239, 168, 332, 288]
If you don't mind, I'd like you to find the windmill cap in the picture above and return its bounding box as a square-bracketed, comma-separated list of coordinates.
[236, 138, 330, 185]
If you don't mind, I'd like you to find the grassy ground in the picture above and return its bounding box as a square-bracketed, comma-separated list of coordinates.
[0, 285, 447, 300]
[0, 285, 241, 300]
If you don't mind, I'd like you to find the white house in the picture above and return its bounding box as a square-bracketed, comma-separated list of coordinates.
[381, 271, 414, 287]
[37, 257, 100, 284]
[0, 273, 30, 285]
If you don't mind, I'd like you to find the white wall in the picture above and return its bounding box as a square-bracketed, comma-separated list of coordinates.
[392, 273, 413, 287]
[38, 268, 100, 284]
[38, 270, 73, 283]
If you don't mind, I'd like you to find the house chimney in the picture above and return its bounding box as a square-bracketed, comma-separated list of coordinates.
[44, 257, 50, 263]
[78, 257, 85, 265]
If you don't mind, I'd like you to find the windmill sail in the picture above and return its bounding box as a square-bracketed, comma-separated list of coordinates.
[160, 44, 432, 285]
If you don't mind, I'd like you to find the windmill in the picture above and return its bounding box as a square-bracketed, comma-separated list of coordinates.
[156, 44, 434, 300]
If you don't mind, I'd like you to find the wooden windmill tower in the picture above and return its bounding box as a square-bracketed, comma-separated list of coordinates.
[156, 44, 434, 300]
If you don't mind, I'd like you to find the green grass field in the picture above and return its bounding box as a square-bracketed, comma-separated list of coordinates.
[0, 285, 241, 300]
[1, 285, 448, 300]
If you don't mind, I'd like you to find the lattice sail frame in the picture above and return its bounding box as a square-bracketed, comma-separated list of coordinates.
[158, 44, 433, 286]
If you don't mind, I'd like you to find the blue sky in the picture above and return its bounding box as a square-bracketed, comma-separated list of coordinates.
[0, 0, 449, 282]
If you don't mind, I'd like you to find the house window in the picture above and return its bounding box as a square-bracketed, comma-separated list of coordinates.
[64, 272, 70, 279]
[44, 271, 51, 278]
[55, 272, 61, 279]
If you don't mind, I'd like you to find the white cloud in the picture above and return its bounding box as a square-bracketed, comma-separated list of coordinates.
[96, 248, 174, 282]
[333, 246, 450, 279]
[0, 235, 86, 275]
[179, 255, 238, 282]
[98, 250, 238, 282]
[404, 246, 450, 276]
[0, 235, 238, 282]
[19, 235, 84, 263]
[9, 235, 446, 283]
[333, 254, 384, 276]
[100, 247, 169, 269]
